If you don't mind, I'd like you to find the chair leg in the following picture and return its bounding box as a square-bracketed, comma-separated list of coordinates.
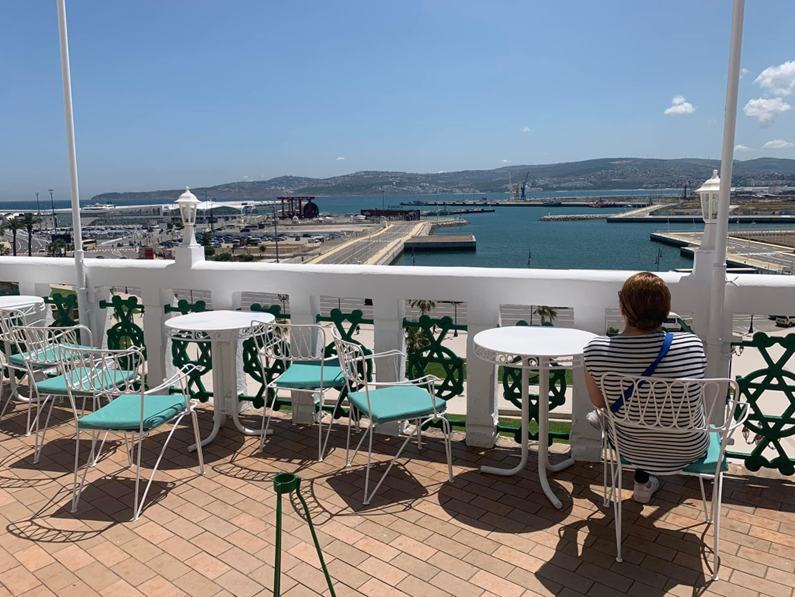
[320, 402, 335, 463]
[133, 431, 144, 521]
[33, 395, 55, 464]
[416, 420, 422, 451]
[345, 411, 352, 466]
[441, 417, 453, 482]
[363, 422, 417, 506]
[135, 415, 188, 521]
[72, 429, 97, 513]
[613, 464, 623, 563]
[362, 423, 374, 505]
[259, 391, 279, 453]
[190, 409, 205, 475]
[699, 477, 711, 523]
[711, 472, 723, 581]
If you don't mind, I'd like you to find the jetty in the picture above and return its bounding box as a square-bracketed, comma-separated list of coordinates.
[538, 214, 609, 221]
[651, 230, 795, 274]
[404, 235, 476, 252]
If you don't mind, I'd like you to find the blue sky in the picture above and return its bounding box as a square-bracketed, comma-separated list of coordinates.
[0, 1, 793, 201]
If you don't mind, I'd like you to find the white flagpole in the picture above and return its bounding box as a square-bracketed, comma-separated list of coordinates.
[705, 0, 745, 380]
[56, 0, 89, 332]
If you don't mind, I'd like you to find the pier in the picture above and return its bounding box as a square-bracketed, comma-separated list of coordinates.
[404, 235, 476, 251]
[651, 230, 795, 274]
[538, 214, 608, 221]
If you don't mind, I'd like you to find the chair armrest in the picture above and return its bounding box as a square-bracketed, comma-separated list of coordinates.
[146, 364, 199, 395]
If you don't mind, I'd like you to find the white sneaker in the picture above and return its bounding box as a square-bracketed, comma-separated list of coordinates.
[586, 409, 605, 431]
[633, 476, 660, 504]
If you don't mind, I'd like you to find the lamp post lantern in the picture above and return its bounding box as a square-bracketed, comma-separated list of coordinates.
[697, 170, 721, 223]
[176, 186, 200, 246]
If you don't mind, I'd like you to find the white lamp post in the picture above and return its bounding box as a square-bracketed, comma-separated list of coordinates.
[697, 170, 721, 223]
[176, 186, 199, 246]
[174, 186, 204, 266]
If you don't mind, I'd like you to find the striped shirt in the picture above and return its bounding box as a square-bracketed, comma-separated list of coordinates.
[584, 332, 709, 472]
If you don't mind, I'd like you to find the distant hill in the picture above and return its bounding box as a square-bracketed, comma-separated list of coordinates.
[91, 157, 795, 202]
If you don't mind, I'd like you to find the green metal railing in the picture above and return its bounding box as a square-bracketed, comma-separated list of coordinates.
[730, 332, 795, 476]
[99, 295, 146, 365]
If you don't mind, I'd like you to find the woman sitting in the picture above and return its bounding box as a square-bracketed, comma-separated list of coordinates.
[583, 271, 708, 503]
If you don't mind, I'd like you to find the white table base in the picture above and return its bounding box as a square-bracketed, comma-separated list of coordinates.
[479, 357, 574, 509]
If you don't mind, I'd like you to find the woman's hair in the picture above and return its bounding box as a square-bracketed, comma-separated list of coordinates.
[619, 272, 671, 332]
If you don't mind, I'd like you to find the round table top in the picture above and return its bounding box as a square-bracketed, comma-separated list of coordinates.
[474, 326, 596, 359]
[165, 310, 275, 333]
[0, 295, 45, 310]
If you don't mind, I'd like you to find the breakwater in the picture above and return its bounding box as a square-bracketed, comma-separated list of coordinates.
[538, 214, 609, 221]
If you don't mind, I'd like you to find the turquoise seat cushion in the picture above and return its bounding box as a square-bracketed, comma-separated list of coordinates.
[274, 359, 346, 389]
[7, 343, 92, 368]
[619, 433, 728, 474]
[78, 394, 186, 431]
[348, 385, 446, 424]
[35, 368, 136, 396]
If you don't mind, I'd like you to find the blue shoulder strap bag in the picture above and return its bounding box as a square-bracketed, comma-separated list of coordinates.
[609, 332, 674, 414]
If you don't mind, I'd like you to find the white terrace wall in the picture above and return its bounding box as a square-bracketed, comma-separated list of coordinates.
[2, 256, 794, 461]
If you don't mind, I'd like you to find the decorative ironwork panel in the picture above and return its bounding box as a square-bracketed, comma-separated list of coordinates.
[99, 296, 146, 362]
[500, 320, 568, 445]
[730, 332, 795, 476]
[45, 293, 79, 328]
[165, 300, 213, 402]
[405, 315, 464, 401]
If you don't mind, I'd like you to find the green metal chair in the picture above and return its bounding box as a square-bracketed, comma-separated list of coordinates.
[248, 321, 345, 461]
[62, 345, 205, 521]
[332, 328, 453, 505]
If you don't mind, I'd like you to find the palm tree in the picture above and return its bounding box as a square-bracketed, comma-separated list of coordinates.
[21, 213, 41, 256]
[48, 239, 66, 257]
[277, 294, 289, 314]
[410, 299, 436, 316]
[533, 305, 558, 325]
[7, 217, 24, 257]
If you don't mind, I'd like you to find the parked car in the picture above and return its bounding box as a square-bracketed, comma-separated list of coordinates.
[775, 316, 795, 327]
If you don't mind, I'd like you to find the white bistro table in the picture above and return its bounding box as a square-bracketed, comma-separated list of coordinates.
[165, 310, 275, 450]
[473, 326, 596, 509]
[0, 295, 47, 413]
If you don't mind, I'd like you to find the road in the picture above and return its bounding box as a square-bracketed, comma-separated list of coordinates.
[313, 222, 418, 265]
[2, 231, 49, 255]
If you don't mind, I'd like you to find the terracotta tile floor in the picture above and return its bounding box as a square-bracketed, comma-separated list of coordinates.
[0, 399, 792, 597]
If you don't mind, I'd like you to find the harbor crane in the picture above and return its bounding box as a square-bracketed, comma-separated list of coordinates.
[520, 171, 530, 200]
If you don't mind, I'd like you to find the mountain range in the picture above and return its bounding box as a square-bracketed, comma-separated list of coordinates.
[90, 157, 795, 202]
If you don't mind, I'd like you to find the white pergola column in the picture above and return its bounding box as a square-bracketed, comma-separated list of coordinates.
[289, 293, 322, 424]
[141, 286, 174, 386]
[465, 298, 500, 448]
[372, 296, 406, 436]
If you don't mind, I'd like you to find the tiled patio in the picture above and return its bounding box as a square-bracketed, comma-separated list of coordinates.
[0, 398, 792, 597]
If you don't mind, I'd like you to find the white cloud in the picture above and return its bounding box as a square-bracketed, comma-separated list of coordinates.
[740, 68, 750, 79]
[664, 95, 695, 115]
[707, 118, 717, 125]
[335, 156, 345, 161]
[763, 139, 795, 149]
[501, 159, 511, 163]
[734, 144, 753, 152]
[743, 97, 793, 126]
[520, 126, 532, 133]
[438, 171, 445, 174]
[242, 175, 250, 181]
[754, 61, 795, 96]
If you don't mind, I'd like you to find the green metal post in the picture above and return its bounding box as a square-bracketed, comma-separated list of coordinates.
[272, 473, 335, 597]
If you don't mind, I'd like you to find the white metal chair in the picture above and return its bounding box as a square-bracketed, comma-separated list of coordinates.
[62, 345, 205, 520]
[332, 328, 453, 505]
[596, 373, 749, 581]
[248, 321, 345, 461]
[1, 317, 93, 462]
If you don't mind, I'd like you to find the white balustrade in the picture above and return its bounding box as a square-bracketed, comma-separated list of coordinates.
[2, 255, 794, 461]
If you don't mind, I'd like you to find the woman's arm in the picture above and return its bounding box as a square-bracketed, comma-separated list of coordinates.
[583, 366, 606, 409]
